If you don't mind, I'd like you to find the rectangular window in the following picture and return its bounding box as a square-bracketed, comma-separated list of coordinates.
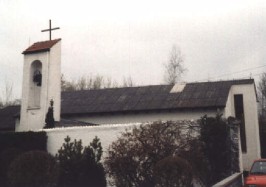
[234, 94, 247, 153]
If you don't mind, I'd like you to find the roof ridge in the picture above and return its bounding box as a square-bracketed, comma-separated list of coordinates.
[187, 78, 254, 84]
[61, 78, 254, 93]
[61, 84, 173, 93]
[32, 38, 61, 44]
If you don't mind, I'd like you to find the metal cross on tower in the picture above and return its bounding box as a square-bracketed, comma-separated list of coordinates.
[41, 20, 60, 40]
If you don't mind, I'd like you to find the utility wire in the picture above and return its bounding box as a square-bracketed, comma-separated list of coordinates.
[197, 64, 266, 82]
[237, 72, 265, 80]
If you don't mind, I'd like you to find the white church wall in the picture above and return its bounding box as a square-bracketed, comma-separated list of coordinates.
[65, 110, 219, 125]
[44, 123, 141, 157]
[224, 84, 261, 171]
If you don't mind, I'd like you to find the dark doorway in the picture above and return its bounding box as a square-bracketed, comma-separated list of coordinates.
[234, 94, 247, 153]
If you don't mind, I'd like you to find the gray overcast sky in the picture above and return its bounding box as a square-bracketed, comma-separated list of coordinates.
[1, 0, 266, 99]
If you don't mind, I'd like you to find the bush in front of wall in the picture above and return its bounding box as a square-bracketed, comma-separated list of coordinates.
[154, 156, 193, 187]
[56, 136, 106, 187]
[78, 137, 106, 187]
[7, 150, 59, 187]
[199, 114, 232, 185]
[0, 131, 47, 154]
[0, 148, 22, 187]
[0, 131, 47, 186]
[104, 120, 202, 187]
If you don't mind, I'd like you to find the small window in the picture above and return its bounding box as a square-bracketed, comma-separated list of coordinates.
[28, 60, 42, 108]
[234, 94, 247, 153]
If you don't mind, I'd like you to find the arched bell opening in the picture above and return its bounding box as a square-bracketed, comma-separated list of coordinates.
[28, 60, 42, 108]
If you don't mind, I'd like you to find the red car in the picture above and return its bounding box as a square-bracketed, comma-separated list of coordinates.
[244, 159, 266, 187]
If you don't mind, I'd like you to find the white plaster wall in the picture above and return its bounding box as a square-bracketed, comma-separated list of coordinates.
[224, 84, 261, 170]
[48, 41, 61, 122]
[17, 41, 61, 132]
[18, 52, 49, 131]
[66, 110, 219, 125]
[44, 123, 141, 157]
[41, 109, 220, 158]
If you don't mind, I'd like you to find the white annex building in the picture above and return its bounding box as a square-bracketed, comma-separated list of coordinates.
[0, 38, 261, 171]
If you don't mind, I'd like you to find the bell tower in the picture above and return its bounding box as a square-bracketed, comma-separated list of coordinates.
[16, 39, 61, 131]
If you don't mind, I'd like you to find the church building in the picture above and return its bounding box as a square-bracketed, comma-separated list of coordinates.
[0, 38, 261, 171]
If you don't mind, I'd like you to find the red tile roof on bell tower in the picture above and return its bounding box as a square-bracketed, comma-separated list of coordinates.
[22, 38, 61, 54]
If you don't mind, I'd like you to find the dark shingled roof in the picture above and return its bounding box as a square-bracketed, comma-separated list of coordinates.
[0, 79, 255, 131]
[56, 119, 98, 128]
[0, 105, 20, 131]
[22, 39, 61, 54]
[61, 79, 255, 116]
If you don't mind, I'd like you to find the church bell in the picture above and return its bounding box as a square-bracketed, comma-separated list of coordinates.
[33, 70, 42, 86]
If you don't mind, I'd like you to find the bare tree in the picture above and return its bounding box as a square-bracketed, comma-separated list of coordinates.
[4, 81, 13, 105]
[122, 76, 134, 87]
[0, 99, 3, 108]
[61, 74, 134, 91]
[77, 76, 88, 90]
[92, 75, 104, 89]
[0, 81, 18, 108]
[61, 74, 76, 91]
[105, 77, 113, 88]
[61, 74, 116, 91]
[258, 73, 266, 116]
[164, 45, 186, 84]
[104, 121, 205, 187]
[258, 73, 266, 158]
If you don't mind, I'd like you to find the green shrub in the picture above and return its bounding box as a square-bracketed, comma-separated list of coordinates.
[44, 100, 55, 129]
[56, 136, 106, 187]
[0, 131, 47, 154]
[0, 148, 22, 187]
[8, 150, 59, 187]
[0, 131, 47, 186]
[78, 137, 106, 187]
[199, 114, 231, 185]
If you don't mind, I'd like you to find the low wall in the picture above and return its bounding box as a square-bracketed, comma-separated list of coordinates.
[212, 173, 243, 187]
[43, 123, 140, 156]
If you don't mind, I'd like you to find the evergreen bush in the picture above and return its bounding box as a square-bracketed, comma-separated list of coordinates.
[44, 99, 55, 129]
[78, 137, 106, 187]
[199, 114, 231, 185]
[56, 136, 106, 187]
[8, 150, 59, 187]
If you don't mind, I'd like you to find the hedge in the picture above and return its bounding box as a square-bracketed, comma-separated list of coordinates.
[0, 131, 47, 186]
[0, 131, 47, 154]
[8, 151, 59, 187]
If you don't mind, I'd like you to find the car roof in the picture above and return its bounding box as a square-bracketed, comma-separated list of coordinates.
[253, 159, 266, 162]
